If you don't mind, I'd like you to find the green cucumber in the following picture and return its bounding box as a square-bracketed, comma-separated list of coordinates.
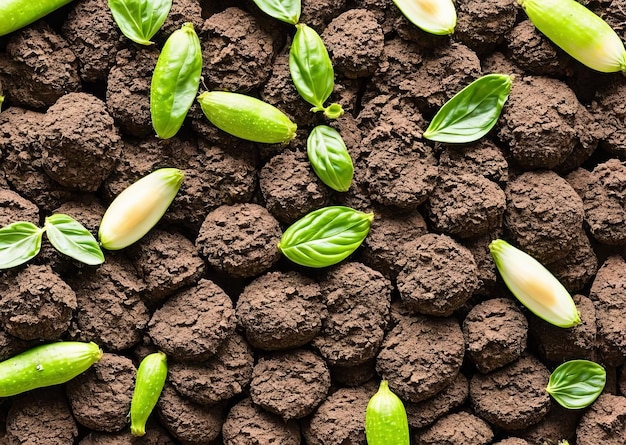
[365, 380, 410, 445]
[0, 0, 75, 37]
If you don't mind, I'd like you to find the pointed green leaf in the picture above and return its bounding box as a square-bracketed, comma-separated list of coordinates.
[278, 206, 373, 268]
[108, 0, 172, 45]
[0, 222, 44, 269]
[251, 0, 300, 25]
[546, 360, 606, 409]
[423, 74, 512, 144]
[307, 125, 354, 192]
[45, 214, 104, 266]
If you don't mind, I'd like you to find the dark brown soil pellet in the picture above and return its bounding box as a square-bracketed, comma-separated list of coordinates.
[414, 411, 494, 445]
[78, 424, 175, 444]
[546, 228, 598, 294]
[576, 394, 626, 445]
[455, 0, 518, 54]
[438, 139, 509, 185]
[405, 373, 469, 429]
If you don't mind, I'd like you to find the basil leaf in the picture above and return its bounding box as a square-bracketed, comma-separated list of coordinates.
[251, 0, 300, 25]
[546, 360, 606, 409]
[278, 206, 373, 268]
[307, 125, 353, 192]
[45, 214, 104, 266]
[289, 24, 344, 119]
[423, 74, 512, 144]
[108, 0, 172, 45]
[0, 222, 44, 269]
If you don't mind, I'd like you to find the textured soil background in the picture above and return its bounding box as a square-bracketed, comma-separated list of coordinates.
[2, 0, 626, 443]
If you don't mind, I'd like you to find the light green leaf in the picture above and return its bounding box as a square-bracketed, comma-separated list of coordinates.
[278, 206, 373, 268]
[546, 360, 606, 409]
[45, 214, 104, 266]
[251, 0, 300, 25]
[307, 125, 353, 192]
[0, 222, 44, 269]
[423, 74, 512, 144]
[108, 0, 172, 45]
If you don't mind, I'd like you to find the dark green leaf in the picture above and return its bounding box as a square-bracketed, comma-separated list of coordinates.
[45, 214, 104, 266]
[546, 360, 606, 409]
[278, 206, 373, 268]
[251, 0, 300, 24]
[108, 0, 172, 45]
[0, 222, 44, 269]
[423, 74, 512, 143]
[307, 125, 353, 192]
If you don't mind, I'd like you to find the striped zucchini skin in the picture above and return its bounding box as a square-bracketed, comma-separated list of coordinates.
[519, 0, 626, 73]
[130, 352, 168, 436]
[0, 0, 74, 37]
[365, 380, 410, 445]
[0, 342, 103, 397]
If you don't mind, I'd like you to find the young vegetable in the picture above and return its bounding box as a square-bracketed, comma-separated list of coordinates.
[151, 23, 202, 139]
[108, 0, 172, 45]
[0, 94, 4, 112]
[251, 0, 300, 25]
[489, 239, 580, 328]
[0, 341, 103, 397]
[307, 125, 353, 192]
[519, 0, 626, 73]
[289, 24, 344, 119]
[98, 168, 184, 250]
[0, 0, 75, 37]
[423, 74, 512, 144]
[130, 352, 168, 437]
[546, 360, 606, 409]
[365, 380, 410, 445]
[197, 91, 297, 144]
[393, 0, 456, 36]
[278, 206, 373, 268]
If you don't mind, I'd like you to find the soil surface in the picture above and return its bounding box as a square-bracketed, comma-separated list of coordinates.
[1, 0, 626, 444]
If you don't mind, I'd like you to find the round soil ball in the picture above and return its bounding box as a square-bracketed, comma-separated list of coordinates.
[196, 203, 282, 278]
[148, 279, 235, 362]
[414, 411, 494, 445]
[200, 7, 276, 92]
[127, 230, 205, 306]
[0, 326, 30, 361]
[66, 353, 135, 432]
[168, 333, 254, 406]
[303, 384, 375, 445]
[463, 298, 528, 374]
[361, 208, 429, 279]
[405, 373, 469, 429]
[470, 354, 551, 431]
[397, 234, 479, 316]
[577, 394, 626, 445]
[581, 159, 626, 245]
[41, 92, 121, 192]
[438, 139, 509, 185]
[493, 439, 530, 445]
[377, 315, 465, 403]
[428, 173, 506, 238]
[546, 228, 598, 293]
[312, 262, 392, 366]
[156, 384, 222, 445]
[250, 349, 331, 420]
[78, 425, 175, 444]
[236, 271, 325, 350]
[329, 359, 377, 387]
[462, 230, 503, 297]
[67, 255, 149, 351]
[3, 23, 80, 109]
[6, 388, 77, 445]
[223, 398, 300, 445]
[322, 9, 384, 78]
[592, 80, 626, 156]
[455, 0, 518, 54]
[368, 38, 425, 98]
[504, 170, 584, 263]
[259, 150, 330, 223]
[0, 265, 76, 341]
[300, 0, 349, 30]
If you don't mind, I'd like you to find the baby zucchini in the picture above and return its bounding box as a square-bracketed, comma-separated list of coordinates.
[365, 380, 410, 445]
[130, 352, 168, 436]
[0, 341, 103, 397]
[0, 0, 75, 37]
[197, 91, 297, 144]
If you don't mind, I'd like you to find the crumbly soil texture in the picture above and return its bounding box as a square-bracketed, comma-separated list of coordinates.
[1, 0, 626, 444]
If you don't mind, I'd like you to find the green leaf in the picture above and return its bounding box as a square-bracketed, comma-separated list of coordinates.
[289, 23, 343, 118]
[546, 360, 606, 409]
[251, 0, 300, 25]
[108, 0, 172, 45]
[423, 74, 512, 144]
[0, 222, 44, 269]
[278, 206, 373, 268]
[307, 125, 353, 192]
[45, 214, 104, 266]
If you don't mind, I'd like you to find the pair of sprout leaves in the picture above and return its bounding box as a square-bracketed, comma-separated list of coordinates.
[365, 360, 606, 444]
